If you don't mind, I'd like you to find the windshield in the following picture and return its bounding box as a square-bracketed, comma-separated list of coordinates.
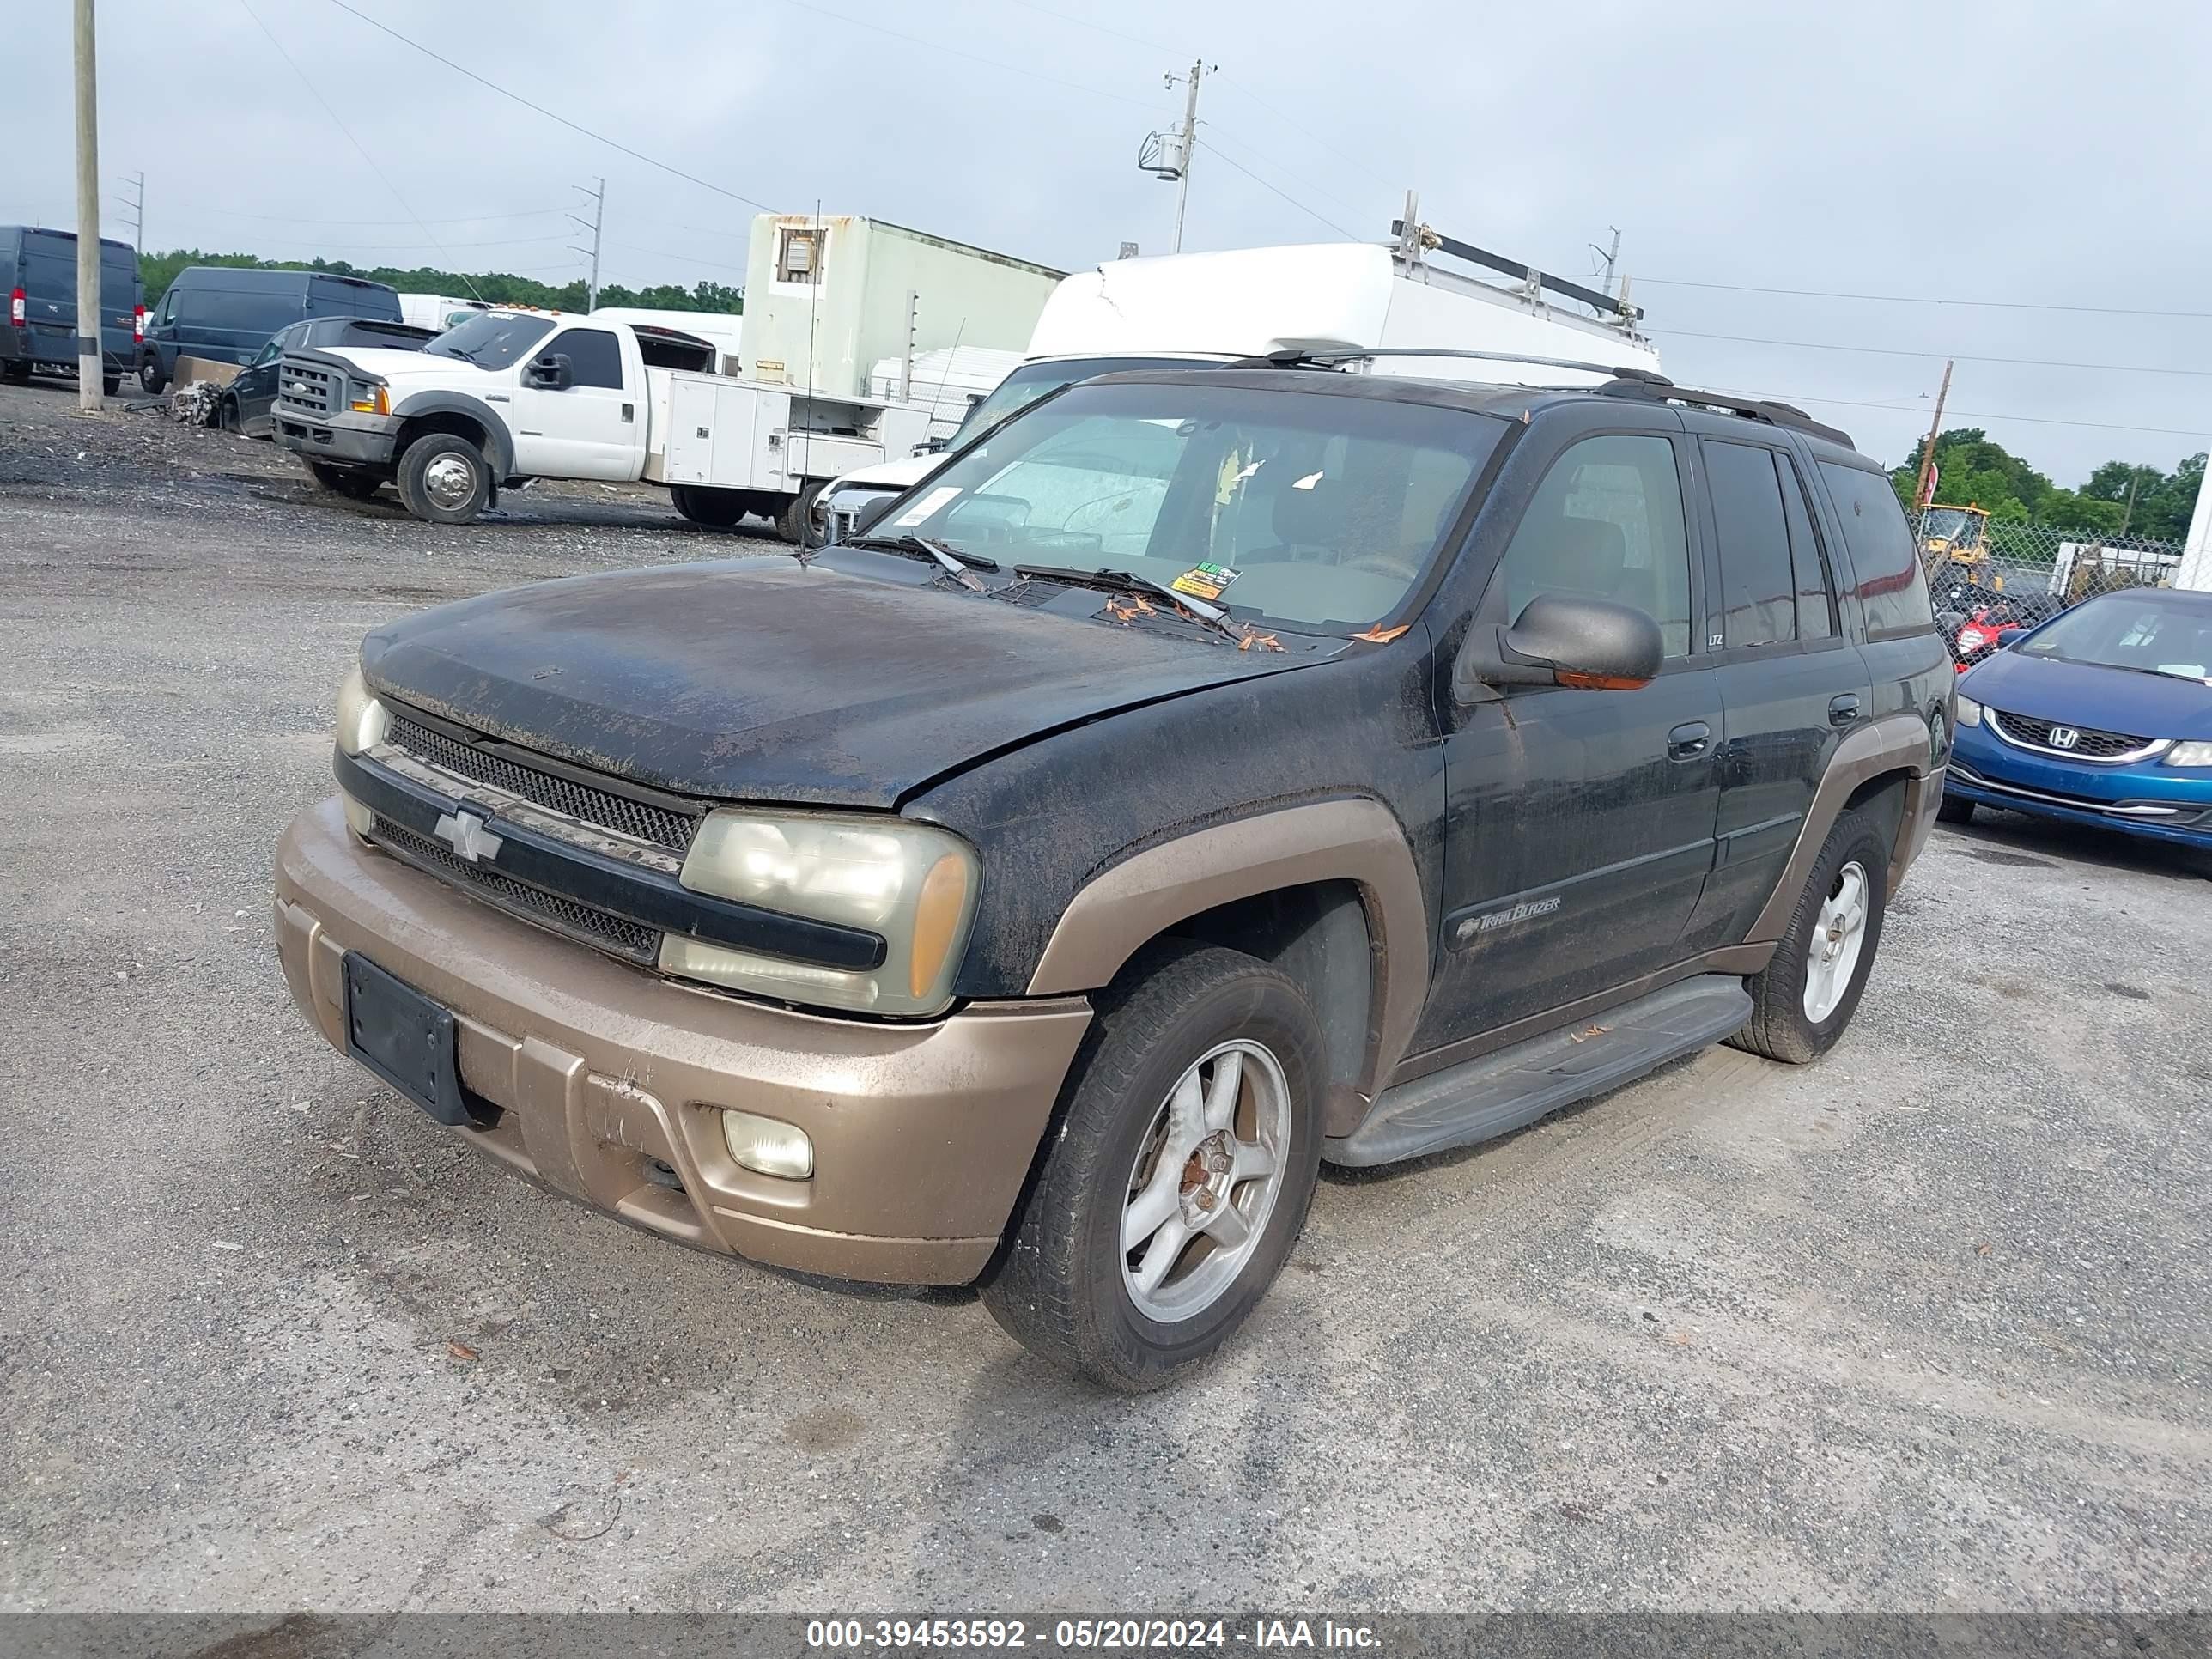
[2017, 593, 2212, 682]
[874, 379, 1502, 629]
[426, 312, 555, 369]
[1922, 507, 1984, 550]
[950, 356, 1198, 447]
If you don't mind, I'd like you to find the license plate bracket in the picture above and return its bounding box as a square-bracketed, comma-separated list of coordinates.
[342, 951, 471, 1126]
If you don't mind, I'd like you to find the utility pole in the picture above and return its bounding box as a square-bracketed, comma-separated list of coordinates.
[1912, 359, 1954, 511]
[73, 0, 102, 410]
[568, 176, 605, 311]
[118, 168, 143, 251]
[1165, 59, 1211, 253]
[1589, 227, 1622, 297]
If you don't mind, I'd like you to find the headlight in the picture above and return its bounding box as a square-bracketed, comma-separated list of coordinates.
[2166, 740, 2212, 768]
[335, 663, 390, 755]
[1955, 695, 1983, 727]
[348, 383, 390, 416]
[661, 809, 979, 1016]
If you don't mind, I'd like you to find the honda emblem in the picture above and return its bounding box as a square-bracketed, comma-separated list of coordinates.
[2047, 726, 2081, 750]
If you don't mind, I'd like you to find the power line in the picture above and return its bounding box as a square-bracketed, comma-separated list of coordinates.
[1700, 380, 2210, 443]
[237, 0, 483, 300]
[321, 0, 777, 211]
[1638, 274, 2212, 320]
[771, 0, 1164, 112]
[1200, 125, 1372, 227]
[607, 241, 750, 275]
[174, 204, 566, 227]
[1000, 0, 1183, 55]
[1649, 326, 2212, 379]
[1191, 139, 1359, 241]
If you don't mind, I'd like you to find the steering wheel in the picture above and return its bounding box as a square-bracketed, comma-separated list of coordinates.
[1340, 547, 1422, 582]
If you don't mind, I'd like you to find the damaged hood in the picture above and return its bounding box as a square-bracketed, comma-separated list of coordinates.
[360, 560, 1320, 808]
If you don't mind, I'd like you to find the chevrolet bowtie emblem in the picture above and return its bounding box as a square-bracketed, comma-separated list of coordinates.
[433, 808, 504, 863]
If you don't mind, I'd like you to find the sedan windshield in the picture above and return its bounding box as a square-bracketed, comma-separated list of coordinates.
[875, 379, 1503, 629]
[426, 311, 555, 369]
[2018, 592, 2212, 682]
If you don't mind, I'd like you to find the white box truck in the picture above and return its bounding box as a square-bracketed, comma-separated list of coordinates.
[270, 308, 930, 536]
[815, 223, 1663, 539]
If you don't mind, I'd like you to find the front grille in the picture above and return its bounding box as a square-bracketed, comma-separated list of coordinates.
[369, 815, 659, 962]
[276, 356, 340, 417]
[1989, 708, 2155, 761]
[387, 714, 697, 852]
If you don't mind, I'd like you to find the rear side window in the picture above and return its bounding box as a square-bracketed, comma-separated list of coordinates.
[1498, 433, 1695, 658]
[1779, 457, 1838, 639]
[554, 328, 624, 389]
[183, 283, 299, 335]
[1820, 463, 1936, 637]
[1705, 440, 1796, 649]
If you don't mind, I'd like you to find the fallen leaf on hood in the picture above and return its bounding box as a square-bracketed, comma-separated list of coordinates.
[1352, 623, 1410, 643]
[1237, 629, 1284, 652]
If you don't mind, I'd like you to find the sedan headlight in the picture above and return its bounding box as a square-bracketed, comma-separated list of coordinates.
[1955, 695, 1983, 727]
[662, 809, 979, 1016]
[2166, 740, 2212, 768]
[335, 663, 390, 755]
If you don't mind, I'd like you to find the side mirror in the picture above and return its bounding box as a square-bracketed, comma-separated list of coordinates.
[1996, 627, 2027, 646]
[1455, 593, 1664, 702]
[527, 352, 573, 391]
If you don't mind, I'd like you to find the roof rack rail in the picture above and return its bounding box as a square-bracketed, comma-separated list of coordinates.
[1240, 345, 1653, 378]
[1392, 220, 1644, 323]
[1593, 374, 1856, 448]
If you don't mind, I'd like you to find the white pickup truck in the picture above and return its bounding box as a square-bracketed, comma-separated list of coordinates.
[271, 309, 932, 536]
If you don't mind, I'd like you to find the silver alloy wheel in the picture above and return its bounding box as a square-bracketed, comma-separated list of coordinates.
[422, 453, 477, 509]
[1119, 1038, 1289, 1324]
[1803, 859, 1869, 1023]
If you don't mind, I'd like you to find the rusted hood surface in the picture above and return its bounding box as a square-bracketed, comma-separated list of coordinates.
[361, 559, 1315, 807]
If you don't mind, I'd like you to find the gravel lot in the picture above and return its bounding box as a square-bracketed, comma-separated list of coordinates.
[3, 378, 2209, 1615]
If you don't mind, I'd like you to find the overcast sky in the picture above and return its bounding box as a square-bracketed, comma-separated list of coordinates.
[9, 0, 2209, 482]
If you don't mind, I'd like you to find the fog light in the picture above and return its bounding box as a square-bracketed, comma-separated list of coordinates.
[721, 1109, 813, 1180]
[341, 793, 374, 836]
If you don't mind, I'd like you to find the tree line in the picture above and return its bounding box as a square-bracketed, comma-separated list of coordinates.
[1888, 428, 2202, 544]
[137, 248, 742, 317]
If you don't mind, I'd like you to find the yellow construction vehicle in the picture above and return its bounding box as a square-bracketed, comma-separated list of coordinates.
[1920, 502, 1998, 590]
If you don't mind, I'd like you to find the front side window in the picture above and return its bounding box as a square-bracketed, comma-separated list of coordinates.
[1705, 440, 1796, 649]
[1497, 433, 1695, 658]
[1821, 462, 1936, 637]
[426, 312, 555, 371]
[880, 380, 1501, 630]
[550, 327, 624, 389]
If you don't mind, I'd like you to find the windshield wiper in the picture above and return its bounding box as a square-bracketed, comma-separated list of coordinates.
[840, 535, 1000, 588]
[1013, 563, 1247, 643]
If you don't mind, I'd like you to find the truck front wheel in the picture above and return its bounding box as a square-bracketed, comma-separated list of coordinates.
[775, 483, 825, 547]
[396, 433, 490, 525]
[981, 942, 1326, 1391]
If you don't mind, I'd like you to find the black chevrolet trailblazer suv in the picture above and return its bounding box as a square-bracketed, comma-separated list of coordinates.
[274, 357, 1954, 1389]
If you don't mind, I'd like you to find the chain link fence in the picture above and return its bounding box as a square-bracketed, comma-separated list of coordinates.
[1914, 507, 2189, 670]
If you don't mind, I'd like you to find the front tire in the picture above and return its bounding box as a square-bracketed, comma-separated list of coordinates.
[1729, 805, 1891, 1064]
[395, 432, 489, 524]
[139, 356, 167, 395]
[1936, 793, 1975, 826]
[775, 482, 825, 547]
[982, 942, 1325, 1391]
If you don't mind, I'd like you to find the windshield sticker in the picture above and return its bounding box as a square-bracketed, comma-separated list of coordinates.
[1170, 562, 1241, 601]
[892, 485, 962, 527]
[1292, 470, 1325, 490]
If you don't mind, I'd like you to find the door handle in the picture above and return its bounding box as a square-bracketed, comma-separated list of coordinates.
[1828, 694, 1862, 726]
[1667, 720, 1711, 760]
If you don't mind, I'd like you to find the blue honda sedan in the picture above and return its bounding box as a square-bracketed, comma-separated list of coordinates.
[1945, 586, 2212, 848]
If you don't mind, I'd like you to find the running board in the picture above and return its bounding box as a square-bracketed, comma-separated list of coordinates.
[1324, 975, 1753, 1168]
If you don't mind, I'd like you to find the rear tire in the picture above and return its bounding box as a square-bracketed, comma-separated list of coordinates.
[669, 483, 750, 528]
[139, 356, 167, 395]
[1729, 805, 1891, 1065]
[1936, 793, 1975, 826]
[395, 432, 490, 524]
[981, 942, 1325, 1391]
[306, 460, 386, 501]
[2, 359, 31, 386]
[775, 482, 824, 547]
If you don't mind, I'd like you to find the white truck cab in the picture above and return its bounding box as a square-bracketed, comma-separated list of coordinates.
[272, 308, 931, 533]
[816, 234, 1662, 539]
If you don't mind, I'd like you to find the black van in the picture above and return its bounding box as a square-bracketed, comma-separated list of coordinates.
[2, 227, 141, 395]
[140, 267, 403, 393]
